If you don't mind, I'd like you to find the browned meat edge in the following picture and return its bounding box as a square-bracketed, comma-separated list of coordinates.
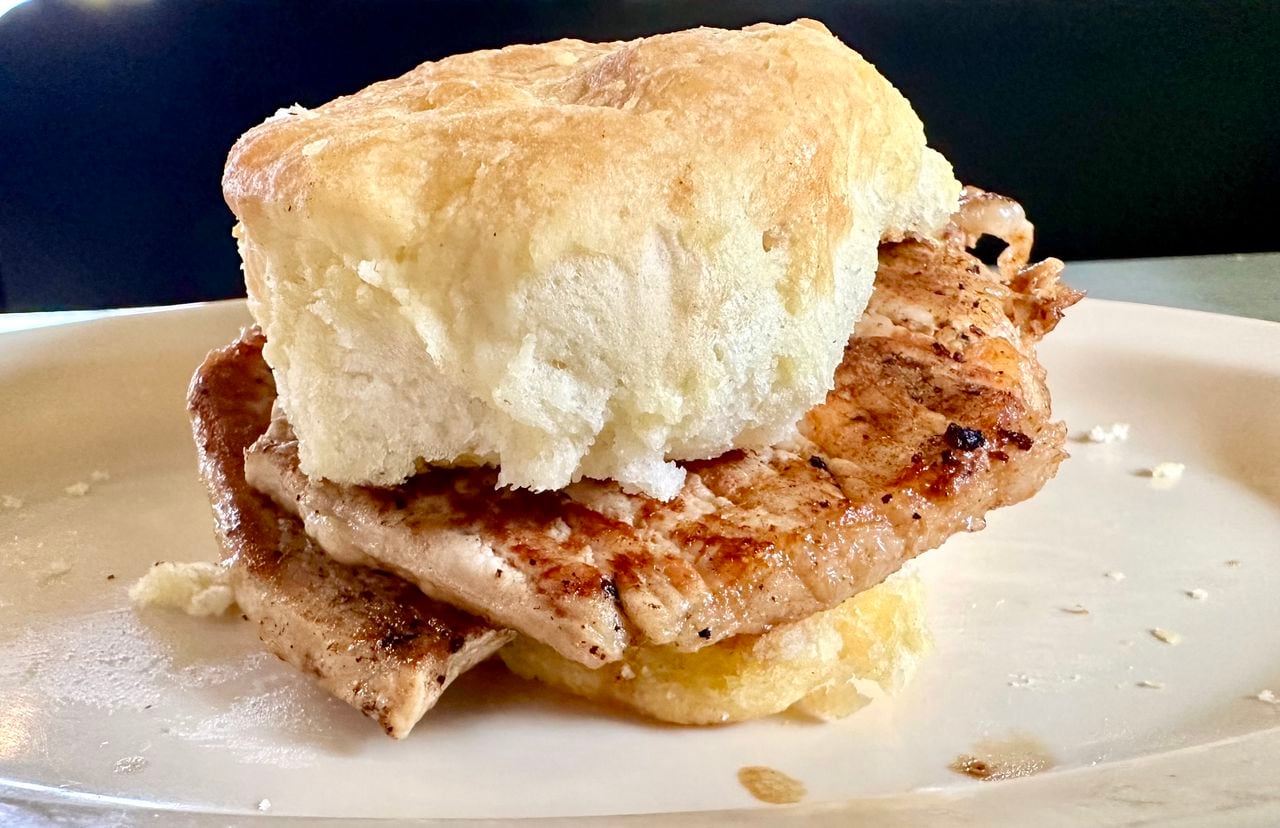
[187, 330, 513, 738]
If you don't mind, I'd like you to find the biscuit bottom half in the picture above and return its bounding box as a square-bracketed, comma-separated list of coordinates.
[500, 570, 928, 725]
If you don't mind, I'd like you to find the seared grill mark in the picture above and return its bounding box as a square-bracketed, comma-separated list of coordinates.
[998, 428, 1036, 452]
[944, 423, 987, 451]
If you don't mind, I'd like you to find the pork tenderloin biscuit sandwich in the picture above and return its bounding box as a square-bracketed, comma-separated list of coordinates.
[173, 19, 1079, 736]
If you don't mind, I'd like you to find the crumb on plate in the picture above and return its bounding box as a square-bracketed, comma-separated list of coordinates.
[1149, 627, 1183, 645]
[1086, 422, 1131, 443]
[1143, 462, 1185, 485]
[129, 561, 237, 616]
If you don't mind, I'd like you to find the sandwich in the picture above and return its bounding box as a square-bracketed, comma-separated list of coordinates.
[178, 19, 1079, 737]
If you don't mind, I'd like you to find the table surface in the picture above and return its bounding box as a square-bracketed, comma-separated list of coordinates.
[0, 253, 1276, 335]
[1064, 252, 1278, 323]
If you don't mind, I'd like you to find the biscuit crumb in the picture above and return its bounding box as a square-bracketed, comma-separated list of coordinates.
[1136, 680, 1165, 689]
[1104, 570, 1127, 581]
[1061, 605, 1090, 615]
[257, 799, 272, 812]
[64, 482, 91, 497]
[1143, 462, 1185, 486]
[0, 494, 22, 509]
[1225, 559, 1242, 568]
[90, 469, 110, 482]
[1255, 690, 1278, 705]
[1086, 422, 1130, 443]
[1149, 627, 1182, 645]
[1184, 588, 1208, 601]
[129, 561, 237, 616]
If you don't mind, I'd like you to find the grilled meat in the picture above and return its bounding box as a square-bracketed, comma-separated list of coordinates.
[188, 332, 513, 738]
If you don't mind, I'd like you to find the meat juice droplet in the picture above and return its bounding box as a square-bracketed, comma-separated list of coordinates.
[949, 734, 1056, 781]
[737, 766, 806, 804]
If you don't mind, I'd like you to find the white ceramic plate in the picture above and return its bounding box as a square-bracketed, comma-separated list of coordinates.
[1, 299, 1277, 826]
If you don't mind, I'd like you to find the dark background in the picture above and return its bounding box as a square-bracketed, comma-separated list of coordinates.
[1, 0, 1276, 311]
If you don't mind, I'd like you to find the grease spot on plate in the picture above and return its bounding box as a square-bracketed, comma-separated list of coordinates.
[737, 765, 805, 804]
[950, 734, 1055, 781]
